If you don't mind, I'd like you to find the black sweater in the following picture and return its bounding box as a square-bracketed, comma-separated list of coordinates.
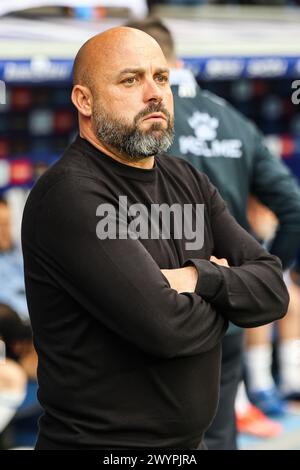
[21, 136, 289, 449]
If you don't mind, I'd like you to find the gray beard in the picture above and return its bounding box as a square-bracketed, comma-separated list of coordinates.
[92, 103, 174, 162]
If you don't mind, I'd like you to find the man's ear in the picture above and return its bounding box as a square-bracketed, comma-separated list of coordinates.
[71, 85, 92, 117]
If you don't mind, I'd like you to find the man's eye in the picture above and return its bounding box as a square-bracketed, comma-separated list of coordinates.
[156, 75, 168, 83]
[123, 77, 136, 85]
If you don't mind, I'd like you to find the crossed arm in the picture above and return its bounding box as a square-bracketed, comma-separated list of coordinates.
[35, 176, 289, 359]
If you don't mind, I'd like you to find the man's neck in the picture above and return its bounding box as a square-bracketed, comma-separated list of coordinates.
[79, 130, 155, 170]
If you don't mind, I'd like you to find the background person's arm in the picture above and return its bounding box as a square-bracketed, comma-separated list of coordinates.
[0, 358, 26, 433]
[251, 127, 300, 269]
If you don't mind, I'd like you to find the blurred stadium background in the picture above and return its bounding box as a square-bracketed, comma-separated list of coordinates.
[0, 0, 300, 450]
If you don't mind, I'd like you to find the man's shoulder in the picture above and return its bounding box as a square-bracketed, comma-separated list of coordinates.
[25, 140, 99, 208]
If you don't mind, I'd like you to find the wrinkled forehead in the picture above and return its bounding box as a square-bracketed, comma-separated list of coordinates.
[94, 36, 168, 82]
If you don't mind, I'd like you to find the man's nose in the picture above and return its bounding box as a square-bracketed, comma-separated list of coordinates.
[143, 79, 163, 103]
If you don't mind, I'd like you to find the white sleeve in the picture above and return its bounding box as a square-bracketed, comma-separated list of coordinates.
[0, 390, 26, 432]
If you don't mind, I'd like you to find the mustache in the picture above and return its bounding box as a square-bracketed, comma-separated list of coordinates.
[134, 103, 171, 124]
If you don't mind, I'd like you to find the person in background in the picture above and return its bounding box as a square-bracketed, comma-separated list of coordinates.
[0, 305, 27, 443]
[245, 198, 300, 411]
[291, 252, 300, 285]
[125, 17, 300, 448]
[0, 304, 40, 449]
[0, 198, 28, 319]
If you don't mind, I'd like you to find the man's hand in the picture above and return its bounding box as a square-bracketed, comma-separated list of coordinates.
[161, 257, 229, 294]
[161, 266, 198, 294]
[210, 256, 229, 268]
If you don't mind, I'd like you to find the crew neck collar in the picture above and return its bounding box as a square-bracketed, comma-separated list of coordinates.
[76, 135, 158, 182]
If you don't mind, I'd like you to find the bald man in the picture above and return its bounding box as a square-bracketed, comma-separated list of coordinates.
[21, 27, 288, 450]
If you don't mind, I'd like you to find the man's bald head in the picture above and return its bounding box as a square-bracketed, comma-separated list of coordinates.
[73, 26, 166, 90]
[71, 26, 174, 163]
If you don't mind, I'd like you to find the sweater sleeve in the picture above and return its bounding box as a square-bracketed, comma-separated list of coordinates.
[36, 176, 227, 359]
[185, 175, 289, 328]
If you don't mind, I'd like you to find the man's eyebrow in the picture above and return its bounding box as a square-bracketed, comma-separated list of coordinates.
[117, 68, 144, 78]
[155, 68, 169, 75]
[117, 67, 169, 78]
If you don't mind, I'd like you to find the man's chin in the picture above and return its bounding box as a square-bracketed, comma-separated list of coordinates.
[139, 121, 167, 133]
